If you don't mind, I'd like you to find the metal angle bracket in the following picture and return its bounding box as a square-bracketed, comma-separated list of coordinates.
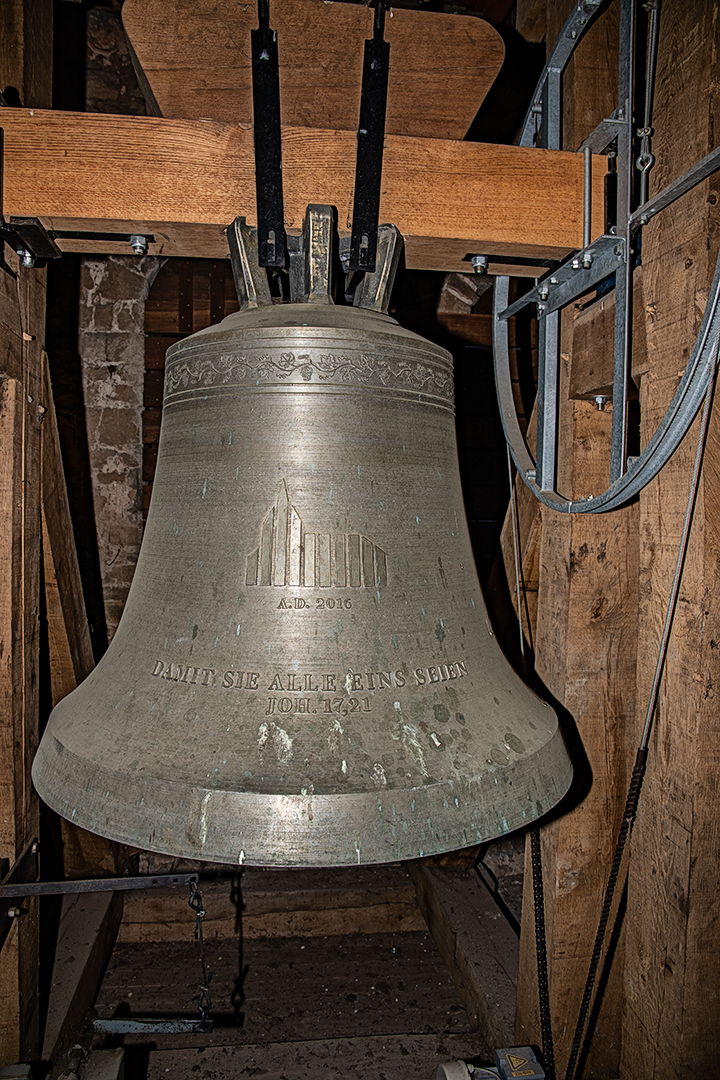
[498, 236, 626, 323]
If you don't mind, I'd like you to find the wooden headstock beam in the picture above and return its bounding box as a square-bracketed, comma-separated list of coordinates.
[2, 110, 606, 275]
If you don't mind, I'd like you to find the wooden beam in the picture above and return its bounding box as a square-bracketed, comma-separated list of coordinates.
[41, 892, 123, 1064]
[0, 0, 53, 112]
[118, 865, 423, 943]
[410, 860, 518, 1049]
[0, 4, 52, 1062]
[0, 109, 607, 273]
[133, 1035, 485, 1078]
[122, 0, 505, 142]
[41, 354, 94, 705]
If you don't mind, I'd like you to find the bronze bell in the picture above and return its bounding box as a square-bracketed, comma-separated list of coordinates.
[33, 206, 572, 866]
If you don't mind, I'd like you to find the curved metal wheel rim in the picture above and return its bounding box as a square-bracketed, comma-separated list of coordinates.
[493, 251, 720, 514]
[492, 0, 720, 514]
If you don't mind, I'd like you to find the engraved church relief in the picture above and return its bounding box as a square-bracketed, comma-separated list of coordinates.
[246, 481, 388, 588]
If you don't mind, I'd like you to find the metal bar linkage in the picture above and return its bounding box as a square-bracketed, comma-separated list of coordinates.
[90, 877, 214, 1037]
[0, 872, 199, 899]
[608, 0, 636, 483]
[519, 0, 607, 150]
[630, 144, 720, 230]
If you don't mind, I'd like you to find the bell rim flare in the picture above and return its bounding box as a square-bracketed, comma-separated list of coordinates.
[32, 721, 572, 867]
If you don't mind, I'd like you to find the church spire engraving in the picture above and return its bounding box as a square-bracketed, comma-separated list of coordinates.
[246, 481, 388, 588]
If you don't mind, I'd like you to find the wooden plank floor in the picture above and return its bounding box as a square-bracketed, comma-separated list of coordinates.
[92, 864, 493, 1079]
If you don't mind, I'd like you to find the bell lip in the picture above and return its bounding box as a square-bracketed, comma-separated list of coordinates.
[32, 725, 572, 867]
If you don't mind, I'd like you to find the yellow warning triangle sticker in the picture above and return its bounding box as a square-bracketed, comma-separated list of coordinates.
[507, 1055, 529, 1070]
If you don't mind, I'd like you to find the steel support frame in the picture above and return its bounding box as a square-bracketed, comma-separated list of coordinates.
[492, 0, 720, 513]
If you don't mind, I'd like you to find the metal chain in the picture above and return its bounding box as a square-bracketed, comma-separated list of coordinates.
[189, 879, 212, 1026]
[531, 828, 556, 1080]
[636, 0, 661, 203]
[564, 350, 718, 1080]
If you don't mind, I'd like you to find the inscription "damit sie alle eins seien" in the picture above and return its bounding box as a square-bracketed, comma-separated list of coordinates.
[150, 659, 469, 691]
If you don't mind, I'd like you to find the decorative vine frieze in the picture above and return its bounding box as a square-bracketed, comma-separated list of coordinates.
[164, 349, 453, 401]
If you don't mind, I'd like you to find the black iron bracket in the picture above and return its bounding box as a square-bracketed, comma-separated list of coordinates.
[0, 838, 39, 951]
[348, 0, 390, 274]
[52, 230, 156, 249]
[252, 0, 287, 268]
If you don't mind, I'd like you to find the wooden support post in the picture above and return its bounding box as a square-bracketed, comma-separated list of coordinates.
[514, 341, 639, 1080]
[41, 357, 94, 703]
[622, 2, 720, 1073]
[0, 258, 46, 1063]
[41, 892, 124, 1064]
[0, 2, 52, 1060]
[510, 4, 640, 1077]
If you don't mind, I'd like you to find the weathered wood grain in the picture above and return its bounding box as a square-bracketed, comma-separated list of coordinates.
[512, 5, 637, 1078]
[41, 892, 124, 1063]
[122, 0, 505, 142]
[41, 355, 95, 704]
[570, 267, 646, 400]
[118, 867, 424, 943]
[0, 8, 51, 1061]
[622, 1, 720, 1074]
[0, 0, 52, 110]
[0, 258, 46, 1064]
[0, 109, 607, 271]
